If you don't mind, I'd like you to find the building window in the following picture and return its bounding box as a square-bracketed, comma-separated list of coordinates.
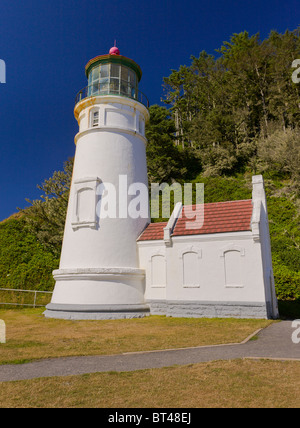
[150, 254, 166, 287]
[223, 251, 243, 287]
[179, 246, 202, 288]
[220, 245, 245, 288]
[182, 252, 199, 287]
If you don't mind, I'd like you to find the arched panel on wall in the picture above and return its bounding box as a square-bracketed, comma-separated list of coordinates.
[77, 187, 94, 221]
[150, 254, 166, 288]
[220, 244, 245, 288]
[72, 177, 101, 230]
[179, 246, 202, 288]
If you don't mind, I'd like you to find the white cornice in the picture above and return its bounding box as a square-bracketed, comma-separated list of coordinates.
[74, 126, 147, 146]
[74, 94, 150, 121]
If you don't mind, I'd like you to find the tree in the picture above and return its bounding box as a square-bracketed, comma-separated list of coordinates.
[146, 105, 184, 183]
[267, 29, 300, 130]
[21, 158, 74, 257]
[162, 28, 300, 178]
[258, 126, 300, 192]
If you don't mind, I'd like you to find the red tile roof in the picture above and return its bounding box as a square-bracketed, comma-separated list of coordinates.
[137, 221, 167, 241]
[137, 200, 253, 241]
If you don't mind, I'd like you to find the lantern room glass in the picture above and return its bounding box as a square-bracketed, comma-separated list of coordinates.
[88, 63, 137, 99]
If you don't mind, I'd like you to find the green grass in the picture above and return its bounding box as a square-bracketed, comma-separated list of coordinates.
[0, 308, 273, 365]
[1, 359, 300, 408]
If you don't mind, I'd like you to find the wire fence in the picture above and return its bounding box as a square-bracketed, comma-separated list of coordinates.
[0, 288, 53, 308]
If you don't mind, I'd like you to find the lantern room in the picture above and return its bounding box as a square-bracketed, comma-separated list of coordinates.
[75, 46, 148, 107]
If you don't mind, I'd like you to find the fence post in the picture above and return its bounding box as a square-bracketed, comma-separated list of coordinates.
[33, 291, 37, 308]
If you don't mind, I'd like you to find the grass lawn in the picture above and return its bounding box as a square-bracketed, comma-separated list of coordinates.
[0, 308, 273, 364]
[1, 359, 300, 408]
[1, 309, 299, 408]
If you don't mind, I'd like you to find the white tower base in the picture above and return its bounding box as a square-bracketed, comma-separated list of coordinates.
[44, 268, 150, 319]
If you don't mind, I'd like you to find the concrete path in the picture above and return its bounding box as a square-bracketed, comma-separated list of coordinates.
[0, 321, 299, 382]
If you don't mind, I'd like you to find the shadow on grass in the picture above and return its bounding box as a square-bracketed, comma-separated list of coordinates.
[278, 300, 300, 320]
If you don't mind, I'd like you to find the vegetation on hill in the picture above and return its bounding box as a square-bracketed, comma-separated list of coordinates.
[160, 29, 300, 186]
[0, 29, 299, 315]
[0, 217, 58, 291]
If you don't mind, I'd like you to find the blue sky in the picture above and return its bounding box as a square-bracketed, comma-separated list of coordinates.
[0, 0, 299, 221]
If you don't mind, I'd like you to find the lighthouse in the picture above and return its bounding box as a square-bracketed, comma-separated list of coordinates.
[44, 47, 150, 320]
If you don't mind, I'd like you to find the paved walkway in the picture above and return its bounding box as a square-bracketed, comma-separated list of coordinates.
[0, 321, 299, 382]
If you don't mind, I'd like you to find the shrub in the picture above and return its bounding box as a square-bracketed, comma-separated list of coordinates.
[0, 218, 59, 291]
[272, 258, 300, 301]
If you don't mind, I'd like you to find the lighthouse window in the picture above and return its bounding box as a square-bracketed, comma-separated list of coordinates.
[100, 64, 109, 78]
[88, 65, 100, 96]
[128, 69, 136, 97]
[110, 64, 120, 93]
[120, 68, 129, 96]
[128, 69, 136, 84]
[110, 79, 120, 93]
[99, 64, 109, 92]
[111, 64, 120, 78]
[121, 66, 128, 82]
[91, 110, 99, 127]
[92, 67, 100, 81]
[88, 63, 138, 99]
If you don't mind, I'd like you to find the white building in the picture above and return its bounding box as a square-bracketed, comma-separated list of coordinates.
[44, 48, 278, 320]
[138, 175, 278, 319]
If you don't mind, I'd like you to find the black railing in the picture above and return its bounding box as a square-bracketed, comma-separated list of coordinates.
[75, 80, 149, 108]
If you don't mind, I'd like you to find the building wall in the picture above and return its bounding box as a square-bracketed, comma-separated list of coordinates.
[138, 231, 271, 319]
[251, 176, 278, 318]
[137, 175, 279, 320]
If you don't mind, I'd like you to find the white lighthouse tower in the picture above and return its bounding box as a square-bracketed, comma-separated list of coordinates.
[44, 46, 150, 319]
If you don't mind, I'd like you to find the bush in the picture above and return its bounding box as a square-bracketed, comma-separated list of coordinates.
[273, 258, 300, 301]
[0, 217, 59, 291]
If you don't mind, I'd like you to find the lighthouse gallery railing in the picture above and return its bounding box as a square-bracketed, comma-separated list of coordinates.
[75, 80, 149, 108]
